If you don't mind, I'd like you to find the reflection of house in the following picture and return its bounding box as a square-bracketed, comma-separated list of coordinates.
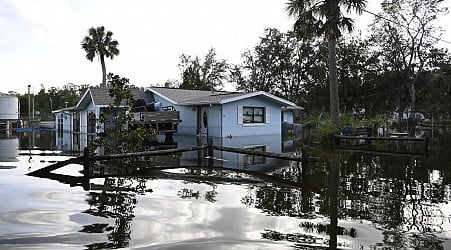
[172, 134, 288, 172]
[145, 87, 301, 137]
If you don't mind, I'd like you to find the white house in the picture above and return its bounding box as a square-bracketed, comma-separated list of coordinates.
[54, 87, 301, 141]
[53, 87, 148, 134]
[145, 87, 301, 137]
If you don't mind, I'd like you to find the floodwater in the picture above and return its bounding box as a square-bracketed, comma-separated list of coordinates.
[0, 130, 450, 249]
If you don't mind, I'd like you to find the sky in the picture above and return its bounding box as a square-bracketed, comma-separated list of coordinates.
[1, 0, 451, 95]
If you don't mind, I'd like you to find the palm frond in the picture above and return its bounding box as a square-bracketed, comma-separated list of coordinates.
[341, 0, 367, 14]
[81, 26, 120, 60]
[340, 16, 355, 33]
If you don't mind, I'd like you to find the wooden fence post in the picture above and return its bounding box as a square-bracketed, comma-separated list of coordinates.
[207, 138, 214, 167]
[425, 136, 429, 155]
[83, 147, 90, 176]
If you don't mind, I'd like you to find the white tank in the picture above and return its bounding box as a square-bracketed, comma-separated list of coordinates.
[0, 93, 19, 120]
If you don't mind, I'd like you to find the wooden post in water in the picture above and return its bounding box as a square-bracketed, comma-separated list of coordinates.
[207, 138, 214, 167]
[83, 147, 90, 176]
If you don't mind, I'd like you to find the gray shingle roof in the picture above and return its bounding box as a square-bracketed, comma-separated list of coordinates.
[147, 87, 231, 103]
[179, 92, 249, 105]
[147, 87, 299, 107]
[78, 87, 148, 108]
[90, 87, 147, 106]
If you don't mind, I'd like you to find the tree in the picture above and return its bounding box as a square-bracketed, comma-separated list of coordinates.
[286, 0, 367, 127]
[231, 28, 326, 107]
[336, 35, 378, 115]
[81, 26, 120, 87]
[370, 0, 448, 118]
[178, 48, 229, 91]
[94, 73, 156, 155]
[416, 49, 451, 117]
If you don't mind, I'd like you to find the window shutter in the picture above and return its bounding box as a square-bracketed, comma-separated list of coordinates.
[265, 107, 270, 124]
[237, 106, 243, 125]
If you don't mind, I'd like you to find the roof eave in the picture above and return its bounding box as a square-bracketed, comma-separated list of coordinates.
[220, 91, 297, 106]
[145, 87, 178, 105]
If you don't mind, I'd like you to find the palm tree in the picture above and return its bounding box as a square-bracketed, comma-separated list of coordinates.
[286, 0, 366, 127]
[81, 26, 120, 87]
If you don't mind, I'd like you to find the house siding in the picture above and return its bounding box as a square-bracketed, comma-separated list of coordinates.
[55, 111, 73, 132]
[79, 102, 97, 134]
[221, 96, 282, 137]
[207, 105, 222, 137]
[176, 105, 197, 135]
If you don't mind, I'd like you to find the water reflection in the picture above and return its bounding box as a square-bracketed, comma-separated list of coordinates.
[0, 133, 19, 163]
[1, 131, 451, 249]
[83, 178, 146, 249]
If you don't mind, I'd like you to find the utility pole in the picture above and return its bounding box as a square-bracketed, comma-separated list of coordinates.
[28, 85, 31, 128]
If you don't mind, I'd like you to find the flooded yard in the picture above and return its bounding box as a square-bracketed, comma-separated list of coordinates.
[0, 130, 450, 249]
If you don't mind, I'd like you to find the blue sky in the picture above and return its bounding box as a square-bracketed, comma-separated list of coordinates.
[1, 0, 450, 95]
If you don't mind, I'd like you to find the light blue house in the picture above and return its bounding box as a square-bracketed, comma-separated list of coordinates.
[53, 87, 301, 153]
[145, 87, 301, 137]
[53, 87, 148, 134]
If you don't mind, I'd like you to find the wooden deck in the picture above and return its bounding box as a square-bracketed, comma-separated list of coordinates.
[333, 134, 429, 155]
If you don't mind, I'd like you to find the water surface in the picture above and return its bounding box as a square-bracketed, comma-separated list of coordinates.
[0, 131, 450, 249]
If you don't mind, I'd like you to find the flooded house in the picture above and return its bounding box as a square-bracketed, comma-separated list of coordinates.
[53, 87, 302, 167]
[144, 87, 301, 137]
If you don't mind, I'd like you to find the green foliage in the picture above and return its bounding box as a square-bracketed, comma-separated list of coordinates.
[90, 73, 157, 155]
[81, 26, 119, 86]
[287, 129, 295, 138]
[15, 83, 87, 119]
[285, 0, 367, 127]
[314, 118, 339, 145]
[178, 48, 228, 91]
[369, 0, 448, 113]
[230, 28, 324, 106]
[365, 114, 388, 136]
[339, 114, 356, 127]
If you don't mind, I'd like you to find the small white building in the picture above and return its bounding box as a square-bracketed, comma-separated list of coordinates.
[0, 93, 20, 131]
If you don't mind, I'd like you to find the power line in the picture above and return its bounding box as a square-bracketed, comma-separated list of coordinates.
[362, 9, 451, 45]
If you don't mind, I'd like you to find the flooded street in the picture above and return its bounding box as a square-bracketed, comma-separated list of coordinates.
[0, 130, 450, 249]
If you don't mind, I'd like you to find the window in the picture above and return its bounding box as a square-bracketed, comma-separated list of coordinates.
[243, 145, 266, 167]
[73, 112, 80, 133]
[243, 107, 265, 123]
[87, 111, 96, 134]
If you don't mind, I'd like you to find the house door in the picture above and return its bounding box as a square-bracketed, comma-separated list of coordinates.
[198, 106, 208, 136]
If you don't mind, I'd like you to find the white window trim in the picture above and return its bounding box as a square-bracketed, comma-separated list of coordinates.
[242, 123, 266, 127]
[239, 106, 269, 125]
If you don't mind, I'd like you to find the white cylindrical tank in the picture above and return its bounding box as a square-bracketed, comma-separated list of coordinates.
[0, 93, 19, 120]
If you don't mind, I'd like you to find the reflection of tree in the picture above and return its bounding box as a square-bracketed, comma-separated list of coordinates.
[253, 186, 303, 217]
[381, 230, 444, 250]
[82, 177, 149, 249]
[175, 168, 222, 203]
[204, 186, 218, 203]
[299, 222, 357, 237]
[261, 229, 329, 249]
[239, 145, 450, 248]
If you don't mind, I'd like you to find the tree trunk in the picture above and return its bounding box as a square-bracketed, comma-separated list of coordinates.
[328, 36, 340, 127]
[100, 54, 106, 87]
[328, 154, 340, 249]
